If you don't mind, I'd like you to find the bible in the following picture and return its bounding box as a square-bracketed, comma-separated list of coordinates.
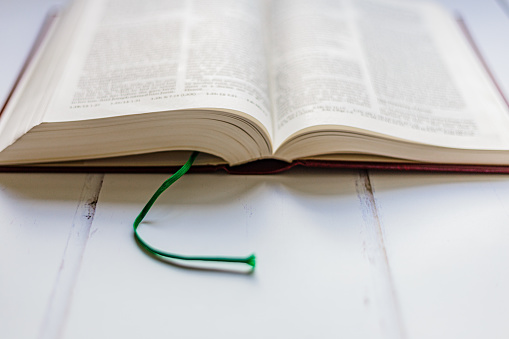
[2, 0, 509, 173]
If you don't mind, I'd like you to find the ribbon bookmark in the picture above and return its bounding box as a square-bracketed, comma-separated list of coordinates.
[133, 151, 256, 269]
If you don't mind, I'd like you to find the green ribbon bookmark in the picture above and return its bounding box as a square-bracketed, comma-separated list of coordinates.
[133, 151, 256, 269]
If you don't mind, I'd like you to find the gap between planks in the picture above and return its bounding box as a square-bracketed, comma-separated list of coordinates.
[356, 170, 407, 339]
[38, 173, 104, 339]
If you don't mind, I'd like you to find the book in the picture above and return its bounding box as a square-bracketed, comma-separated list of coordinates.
[2, 0, 509, 173]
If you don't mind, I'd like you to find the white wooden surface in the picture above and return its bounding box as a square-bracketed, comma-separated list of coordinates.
[1, 1, 509, 338]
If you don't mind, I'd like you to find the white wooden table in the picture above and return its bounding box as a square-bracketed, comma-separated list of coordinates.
[1, 1, 509, 338]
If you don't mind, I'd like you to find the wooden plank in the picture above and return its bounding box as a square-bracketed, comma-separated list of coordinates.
[60, 170, 391, 338]
[0, 173, 98, 339]
[369, 172, 509, 339]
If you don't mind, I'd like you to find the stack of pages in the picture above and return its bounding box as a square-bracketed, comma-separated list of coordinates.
[1, 0, 509, 172]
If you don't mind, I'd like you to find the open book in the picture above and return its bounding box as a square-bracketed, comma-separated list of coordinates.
[2, 0, 509, 172]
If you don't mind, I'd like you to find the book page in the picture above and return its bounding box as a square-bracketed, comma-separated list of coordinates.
[45, 0, 272, 136]
[271, 0, 509, 151]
